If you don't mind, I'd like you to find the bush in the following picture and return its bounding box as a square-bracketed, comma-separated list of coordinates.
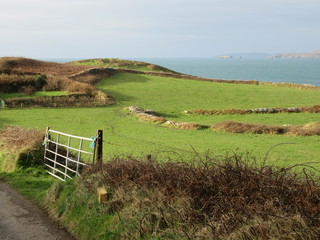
[21, 85, 36, 96]
[77, 156, 320, 239]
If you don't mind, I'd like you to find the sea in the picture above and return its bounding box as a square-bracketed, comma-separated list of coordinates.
[52, 58, 320, 87]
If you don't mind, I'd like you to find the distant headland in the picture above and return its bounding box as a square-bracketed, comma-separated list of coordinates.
[269, 50, 320, 59]
[217, 50, 320, 59]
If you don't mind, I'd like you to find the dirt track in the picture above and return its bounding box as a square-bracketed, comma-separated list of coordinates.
[0, 181, 75, 240]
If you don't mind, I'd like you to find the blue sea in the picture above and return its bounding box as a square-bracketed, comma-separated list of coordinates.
[52, 58, 320, 86]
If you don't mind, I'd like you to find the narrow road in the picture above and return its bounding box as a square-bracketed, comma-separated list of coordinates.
[0, 181, 75, 240]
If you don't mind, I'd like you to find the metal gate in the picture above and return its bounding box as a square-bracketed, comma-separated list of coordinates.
[43, 128, 99, 181]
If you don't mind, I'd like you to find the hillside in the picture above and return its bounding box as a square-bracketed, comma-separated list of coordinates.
[0, 57, 114, 107]
[0, 57, 92, 76]
[269, 50, 320, 59]
[70, 58, 179, 73]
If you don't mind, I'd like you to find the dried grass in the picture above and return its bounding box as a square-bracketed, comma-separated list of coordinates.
[0, 126, 44, 171]
[164, 121, 206, 130]
[289, 122, 320, 136]
[302, 105, 320, 113]
[0, 126, 43, 151]
[137, 113, 167, 123]
[213, 121, 320, 136]
[213, 121, 287, 134]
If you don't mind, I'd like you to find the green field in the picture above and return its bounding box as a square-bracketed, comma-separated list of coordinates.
[1, 73, 320, 166]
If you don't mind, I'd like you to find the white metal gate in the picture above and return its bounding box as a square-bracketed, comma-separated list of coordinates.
[43, 128, 96, 181]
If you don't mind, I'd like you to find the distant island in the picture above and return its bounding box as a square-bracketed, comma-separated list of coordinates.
[217, 52, 271, 59]
[269, 50, 320, 59]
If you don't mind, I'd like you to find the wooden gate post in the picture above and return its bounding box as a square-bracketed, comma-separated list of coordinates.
[96, 130, 103, 166]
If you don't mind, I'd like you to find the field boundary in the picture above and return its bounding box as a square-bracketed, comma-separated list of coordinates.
[127, 106, 320, 136]
[186, 105, 320, 115]
[1, 91, 114, 108]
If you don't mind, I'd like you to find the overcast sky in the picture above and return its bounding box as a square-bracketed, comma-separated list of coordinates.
[0, 0, 319, 58]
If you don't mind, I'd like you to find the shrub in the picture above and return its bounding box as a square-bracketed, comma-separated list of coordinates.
[65, 81, 95, 94]
[78, 156, 320, 239]
[21, 85, 36, 96]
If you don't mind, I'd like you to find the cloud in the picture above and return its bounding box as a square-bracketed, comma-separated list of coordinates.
[0, 0, 319, 57]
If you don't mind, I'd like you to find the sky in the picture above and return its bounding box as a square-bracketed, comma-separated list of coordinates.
[0, 0, 319, 58]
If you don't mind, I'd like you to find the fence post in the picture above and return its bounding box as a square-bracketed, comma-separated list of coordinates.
[96, 130, 103, 166]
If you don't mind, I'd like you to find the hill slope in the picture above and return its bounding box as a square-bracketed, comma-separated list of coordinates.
[70, 58, 179, 73]
[0, 57, 92, 76]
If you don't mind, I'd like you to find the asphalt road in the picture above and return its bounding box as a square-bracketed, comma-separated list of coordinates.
[0, 181, 75, 240]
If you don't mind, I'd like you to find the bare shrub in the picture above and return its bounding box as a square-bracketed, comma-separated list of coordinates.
[43, 76, 64, 91]
[21, 85, 36, 96]
[65, 81, 95, 94]
[80, 156, 320, 239]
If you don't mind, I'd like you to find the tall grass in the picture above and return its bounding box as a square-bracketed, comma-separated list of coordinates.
[0, 126, 43, 171]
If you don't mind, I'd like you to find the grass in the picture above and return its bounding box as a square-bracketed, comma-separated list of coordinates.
[0, 91, 68, 100]
[71, 58, 176, 73]
[0, 73, 320, 166]
[97, 73, 320, 112]
[1, 70, 320, 239]
[0, 168, 57, 201]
